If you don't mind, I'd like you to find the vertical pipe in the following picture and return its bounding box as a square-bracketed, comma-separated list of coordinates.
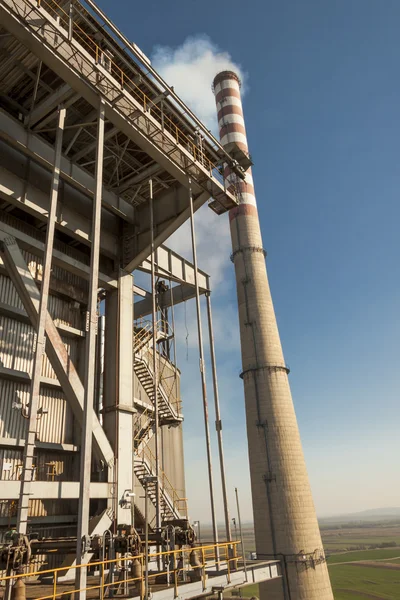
[75, 100, 105, 599]
[235, 487, 247, 580]
[16, 106, 66, 535]
[169, 285, 178, 407]
[149, 179, 161, 539]
[144, 483, 149, 600]
[68, 0, 74, 41]
[188, 179, 219, 561]
[206, 292, 232, 544]
[95, 314, 105, 426]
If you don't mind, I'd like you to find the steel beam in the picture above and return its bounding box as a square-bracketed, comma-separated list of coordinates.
[138, 244, 210, 290]
[75, 100, 105, 598]
[28, 83, 77, 128]
[0, 231, 114, 466]
[134, 283, 199, 319]
[123, 189, 210, 272]
[0, 164, 118, 258]
[16, 106, 66, 535]
[72, 125, 118, 161]
[0, 437, 79, 453]
[1, 481, 110, 500]
[0, 108, 135, 224]
[0, 219, 117, 290]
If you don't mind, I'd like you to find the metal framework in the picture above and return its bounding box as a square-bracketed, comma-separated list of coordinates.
[0, 2, 277, 600]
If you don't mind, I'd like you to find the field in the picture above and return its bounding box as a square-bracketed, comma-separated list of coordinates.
[329, 564, 400, 600]
[202, 520, 400, 599]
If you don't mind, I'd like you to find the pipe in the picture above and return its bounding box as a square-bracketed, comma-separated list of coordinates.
[149, 179, 161, 543]
[16, 106, 66, 535]
[75, 100, 105, 600]
[188, 179, 219, 566]
[235, 487, 247, 581]
[206, 292, 232, 545]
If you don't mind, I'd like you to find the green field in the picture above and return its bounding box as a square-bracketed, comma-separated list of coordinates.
[328, 548, 400, 564]
[323, 536, 400, 550]
[329, 564, 400, 600]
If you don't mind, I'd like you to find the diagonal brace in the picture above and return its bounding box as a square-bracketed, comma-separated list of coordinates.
[0, 231, 114, 467]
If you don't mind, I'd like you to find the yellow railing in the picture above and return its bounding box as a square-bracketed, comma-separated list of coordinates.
[26, 0, 227, 190]
[0, 541, 240, 600]
[136, 444, 187, 520]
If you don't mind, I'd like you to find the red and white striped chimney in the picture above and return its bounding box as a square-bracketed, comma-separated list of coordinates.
[214, 71, 334, 600]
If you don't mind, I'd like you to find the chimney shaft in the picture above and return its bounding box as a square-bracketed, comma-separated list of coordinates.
[213, 70, 334, 600]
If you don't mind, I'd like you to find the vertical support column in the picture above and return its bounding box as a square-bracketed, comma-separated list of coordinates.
[149, 179, 161, 540]
[205, 292, 232, 544]
[16, 106, 66, 535]
[103, 271, 135, 525]
[188, 180, 219, 560]
[75, 100, 105, 598]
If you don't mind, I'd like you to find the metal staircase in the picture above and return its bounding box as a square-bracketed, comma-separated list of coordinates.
[133, 447, 187, 522]
[133, 321, 186, 523]
[133, 321, 182, 424]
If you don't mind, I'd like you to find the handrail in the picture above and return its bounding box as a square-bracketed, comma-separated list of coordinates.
[133, 319, 182, 417]
[136, 444, 187, 519]
[20, 0, 228, 191]
[133, 405, 154, 447]
[0, 541, 241, 600]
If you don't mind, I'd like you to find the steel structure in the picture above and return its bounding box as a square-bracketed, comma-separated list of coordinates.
[213, 70, 334, 600]
[0, 2, 333, 600]
[0, 1, 280, 599]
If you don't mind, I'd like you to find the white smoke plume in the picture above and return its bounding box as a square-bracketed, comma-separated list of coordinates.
[151, 36, 246, 522]
[151, 36, 245, 284]
[152, 35, 245, 133]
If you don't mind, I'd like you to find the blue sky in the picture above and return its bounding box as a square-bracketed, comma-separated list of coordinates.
[98, 0, 400, 521]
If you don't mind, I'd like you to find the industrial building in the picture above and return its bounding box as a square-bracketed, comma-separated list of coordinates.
[0, 1, 333, 599]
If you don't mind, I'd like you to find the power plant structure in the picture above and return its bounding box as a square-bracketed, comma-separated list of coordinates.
[213, 72, 334, 600]
[0, 1, 332, 599]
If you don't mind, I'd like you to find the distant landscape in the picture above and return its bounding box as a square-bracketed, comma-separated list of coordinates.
[200, 508, 400, 599]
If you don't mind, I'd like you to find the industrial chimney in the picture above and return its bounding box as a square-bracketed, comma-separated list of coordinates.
[213, 71, 334, 600]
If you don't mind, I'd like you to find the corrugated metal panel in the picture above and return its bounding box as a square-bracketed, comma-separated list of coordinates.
[0, 380, 29, 439]
[0, 311, 81, 381]
[34, 452, 76, 482]
[0, 449, 23, 481]
[0, 379, 76, 445]
[0, 315, 35, 373]
[36, 389, 74, 445]
[0, 448, 78, 485]
[0, 272, 84, 330]
[0, 273, 24, 311]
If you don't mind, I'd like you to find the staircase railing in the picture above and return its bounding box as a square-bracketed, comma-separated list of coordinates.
[135, 445, 187, 520]
[134, 319, 182, 418]
[133, 405, 154, 451]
